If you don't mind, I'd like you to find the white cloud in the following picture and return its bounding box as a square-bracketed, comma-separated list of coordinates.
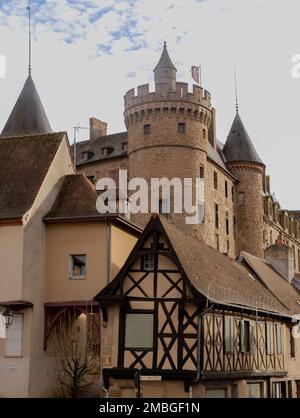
[0, 0, 300, 209]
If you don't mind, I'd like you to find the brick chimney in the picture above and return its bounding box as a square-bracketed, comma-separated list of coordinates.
[90, 117, 107, 142]
[265, 235, 295, 283]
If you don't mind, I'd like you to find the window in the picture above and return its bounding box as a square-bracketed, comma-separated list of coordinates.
[205, 388, 226, 398]
[296, 380, 300, 398]
[232, 187, 235, 203]
[101, 147, 114, 156]
[226, 217, 229, 236]
[215, 234, 220, 251]
[224, 316, 233, 353]
[275, 323, 283, 354]
[202, 128, 206, 139]
[266, 322, 274, 354]
[159, 199, 169, 215]
[70, 255, 87, 279]
[241, 320, 251, 352]
[125, 313, 154, 349]
[215, 204, 219, 229]
[214, 172, 218, 190]
[144, 124, 151, 135]
[142, 254, 155, 271]
[197, 202, 205, 224]
[289, 327, 296, 358]
[226, 240, 230, 254]
[178, 123, 186, 134]
[122, 142, 128, 151]
[225, 181, 228, 198]
[5, 314, 23, 357]
[233, 217, 237, 240]
[199, 164, 205, 179]
[248, 383, 262, 398]
[87, 175, 95, 184]
[238, 192, 245, 206]
[272, 382, 286, 398]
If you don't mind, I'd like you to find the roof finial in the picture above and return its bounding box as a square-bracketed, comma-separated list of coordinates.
[27, 0, 32, 76]
[234, 68, 239, 114]
[163, 41, 167, 49]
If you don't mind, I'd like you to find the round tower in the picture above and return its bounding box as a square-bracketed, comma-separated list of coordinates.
[223, 113, 265, 258]
[124, 43, 212, 238]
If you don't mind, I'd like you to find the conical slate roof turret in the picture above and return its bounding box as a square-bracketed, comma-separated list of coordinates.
[154, 41, 177, 71]
[223, 113, 264, 165]
[154, 42, 177, 91]
[1, 75, 52, 138]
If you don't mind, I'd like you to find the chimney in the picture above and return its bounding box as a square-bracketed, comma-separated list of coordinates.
[208, 107, 216, 149]
[265, 236, 295, 283]
[90, 117, 107, 142]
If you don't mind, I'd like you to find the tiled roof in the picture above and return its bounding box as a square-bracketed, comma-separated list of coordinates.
[240, 251, 300, 314]
[74, 132, 128, 166]
[0, 132, 65, 219]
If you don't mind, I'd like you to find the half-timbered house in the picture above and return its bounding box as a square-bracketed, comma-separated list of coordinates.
[95, 215, 300, 398]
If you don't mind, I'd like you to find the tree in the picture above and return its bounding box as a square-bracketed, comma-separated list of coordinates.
[53, 310, 100, 398]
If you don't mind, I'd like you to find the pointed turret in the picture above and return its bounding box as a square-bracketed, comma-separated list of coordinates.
[1, 75, 52, 138]
[223, 113, 264, 165]
[154, 41, 177, 92]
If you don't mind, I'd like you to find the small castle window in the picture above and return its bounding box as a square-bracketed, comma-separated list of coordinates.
[215, 234, 220, 251]
[225, 181, 228, 198]
[226, 217, 229, 236]
[238, 192, 245, 206]
[178, 123, 186, 134]
[122, 142, 128, 151]
[144, 124, 151, 135]
[200, 164, 205, 179]
[215, 203, 219, 229]
[214, 172, 218, 190]
[203, 128, 206, 139]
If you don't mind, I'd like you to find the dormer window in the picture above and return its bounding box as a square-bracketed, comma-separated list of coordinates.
[122, 142, 128, 152]
[101, 146, 114, 156]
[81, 150, 94, 161]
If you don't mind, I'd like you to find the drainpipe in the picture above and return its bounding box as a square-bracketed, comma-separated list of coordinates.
[189, 303, 214, 398]
[106, 219, 111, 285]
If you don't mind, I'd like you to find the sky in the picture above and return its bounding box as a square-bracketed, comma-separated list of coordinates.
[0, 0, 300, 209]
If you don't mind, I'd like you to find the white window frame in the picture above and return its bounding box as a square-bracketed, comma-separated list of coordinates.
[142, 254, 155, 271]
[4, 313, 23, 358]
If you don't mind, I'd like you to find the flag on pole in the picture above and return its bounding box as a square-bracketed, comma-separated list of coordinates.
[191, 66, 201, 85]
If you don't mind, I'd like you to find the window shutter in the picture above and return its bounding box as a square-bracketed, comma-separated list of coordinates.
[240, 321, 246, 352]
[276, 324, 283, 354]
[125, 313, 154, 349]
[224, 316, 233, 353]
[266, 323, 274, 355]
[5, 314, 23, 357]
[250, 322, 255, 352]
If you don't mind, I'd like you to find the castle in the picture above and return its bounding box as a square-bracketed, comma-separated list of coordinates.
[76, 43, 300, 271]
[1, 42, 300, 399]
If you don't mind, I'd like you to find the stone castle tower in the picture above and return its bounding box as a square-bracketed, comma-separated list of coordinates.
[223, 113, 265, 258]
[124, 42, 212, 238]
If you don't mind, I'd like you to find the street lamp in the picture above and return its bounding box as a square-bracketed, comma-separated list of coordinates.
[2, 307, 13, 329]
